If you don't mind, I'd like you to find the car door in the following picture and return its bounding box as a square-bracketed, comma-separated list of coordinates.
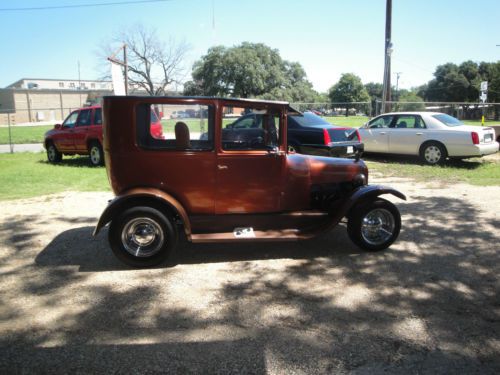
[388, 115, 427, 155]
[55, 110, 79, 151]
[360, 115, 393, 153]
[216, 105, 285, 214]
[73, 108, 92, 151]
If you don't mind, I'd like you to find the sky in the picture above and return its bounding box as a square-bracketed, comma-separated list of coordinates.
[0, 0, 499, 93]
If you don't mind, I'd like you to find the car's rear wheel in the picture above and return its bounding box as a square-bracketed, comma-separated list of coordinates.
[420, 141, 447, 165]
[109, 206, 178, 267]
[46, 142, 62, 163]
[89, 141, 104, 166]
[347, 198, 401, 251]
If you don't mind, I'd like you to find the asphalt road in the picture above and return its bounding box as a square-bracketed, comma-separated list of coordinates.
[0, 179, 499, 374]
[0, 143, 44, 153]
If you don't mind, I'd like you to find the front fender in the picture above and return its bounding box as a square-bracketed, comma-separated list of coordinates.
[328, 184, 406, 228]
[92, 188, 192, 240]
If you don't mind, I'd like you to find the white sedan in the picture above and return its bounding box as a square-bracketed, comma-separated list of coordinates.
[358, 112, 499, 165]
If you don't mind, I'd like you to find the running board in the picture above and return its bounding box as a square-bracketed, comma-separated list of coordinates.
[191, 229, 304, 243]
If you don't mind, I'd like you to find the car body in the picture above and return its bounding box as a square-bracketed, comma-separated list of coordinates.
[44, 105, 163, 166]
[224, 111, 363, 158]
[93, 96, 405, 268]
[358, 112, 499, 164]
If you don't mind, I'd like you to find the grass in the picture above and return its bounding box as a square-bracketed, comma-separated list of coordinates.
[364, 154, 500, 186]
[0, 150, 498, 201]
[324, 116, 369, 128]
[0, 125, 53, 144]
[0, 152, 110, 200]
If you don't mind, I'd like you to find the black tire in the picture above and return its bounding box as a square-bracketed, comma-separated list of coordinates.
[419, 141, 447, 165]
[88, 141, 104, 166]
[46, 142, 62, 163]
[108, 206, 178, 267]
[347, 198, 401, 252]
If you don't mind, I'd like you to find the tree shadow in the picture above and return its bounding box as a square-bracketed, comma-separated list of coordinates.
[3, 194, 500, 373]
[37, 156, 102, 168]
[363, 152, 490, 169]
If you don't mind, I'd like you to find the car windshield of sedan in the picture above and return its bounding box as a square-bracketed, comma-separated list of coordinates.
[291, 112, 331, 127]
[433, 114, 463, 127]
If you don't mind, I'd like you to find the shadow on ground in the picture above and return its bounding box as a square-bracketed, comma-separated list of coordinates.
[1, 194, 499, 373]
[362, 152, 494, 169]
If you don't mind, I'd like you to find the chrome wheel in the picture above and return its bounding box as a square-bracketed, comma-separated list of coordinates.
[121, 217, 165, 258]
[424, 145, 442, 164]
[90, 145, 101, 165]
[361, 208, 395, 246]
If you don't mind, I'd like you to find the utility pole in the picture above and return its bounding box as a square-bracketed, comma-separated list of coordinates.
[381, 0, 392, 113]
[78, 60, 82, 106]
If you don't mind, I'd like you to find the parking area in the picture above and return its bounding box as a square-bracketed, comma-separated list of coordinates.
[0, 177, 499, 373]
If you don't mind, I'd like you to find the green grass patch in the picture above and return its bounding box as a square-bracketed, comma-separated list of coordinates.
[364, 154, 500, 186]
[0, 125, 53, 144]
[323, 116, 369, 128]
[0, 152, 110, 200]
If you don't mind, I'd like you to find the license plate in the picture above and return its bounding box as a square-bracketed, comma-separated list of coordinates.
[347, 146, 353, 153]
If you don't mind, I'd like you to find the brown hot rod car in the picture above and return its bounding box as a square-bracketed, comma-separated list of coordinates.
[94, 96, 405, 267]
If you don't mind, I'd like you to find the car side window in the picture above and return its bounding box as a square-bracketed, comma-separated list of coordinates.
[392, 115, 425, 129]
[136, 103, 214, 151]
[368, 116, 393, 128]
[222, 106, 280, 151]
[63, 111, 79, 128]
[93, 108, 102, 125]
[76, 109, 92, 127]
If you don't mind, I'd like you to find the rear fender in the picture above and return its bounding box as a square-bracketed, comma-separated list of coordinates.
[93, 188, 192, 240]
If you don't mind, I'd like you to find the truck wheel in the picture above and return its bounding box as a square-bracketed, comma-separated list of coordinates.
[109, 206, 178, 267]
[46, 142, 62, 163]
[347, 198, 401, 251]
[419, 141, 447, 165]
[89, 141, 104, 166]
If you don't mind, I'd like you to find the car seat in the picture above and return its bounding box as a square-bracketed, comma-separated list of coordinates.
[397, 121, 407, 128]
[175, 122, 191, 149]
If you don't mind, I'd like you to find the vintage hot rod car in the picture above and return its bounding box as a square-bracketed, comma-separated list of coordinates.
[94, 96, 406, 267]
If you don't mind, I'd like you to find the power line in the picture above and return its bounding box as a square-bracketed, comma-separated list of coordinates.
[0, 0, 173, 12]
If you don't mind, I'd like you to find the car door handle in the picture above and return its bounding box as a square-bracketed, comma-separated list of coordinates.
[217, 165, 228, 170]
[416, 132, 423, 135]
[379, 132, 387, 135]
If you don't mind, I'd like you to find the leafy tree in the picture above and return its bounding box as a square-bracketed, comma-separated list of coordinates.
[328, 73, 370, 116]
[184, 42, 318, 102]
[396, 91, 425, 111]
[479, 61, 500, 119]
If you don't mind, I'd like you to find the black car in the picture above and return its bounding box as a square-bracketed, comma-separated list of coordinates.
[222, 111, 363, 158]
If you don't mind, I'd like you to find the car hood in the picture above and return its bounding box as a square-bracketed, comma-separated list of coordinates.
[306, 154, 368, 185]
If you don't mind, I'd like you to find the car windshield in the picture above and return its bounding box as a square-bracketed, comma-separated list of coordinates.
[432, 114, 463, 127]
[291, 111, 331, 127]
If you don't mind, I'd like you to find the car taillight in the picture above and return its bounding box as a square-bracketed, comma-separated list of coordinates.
[323, 128, 332, 145]
[471, 132, 479, 145]
[355, 129, 361, 141]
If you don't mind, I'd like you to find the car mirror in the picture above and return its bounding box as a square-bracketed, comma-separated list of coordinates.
[54, 124, 62, 130]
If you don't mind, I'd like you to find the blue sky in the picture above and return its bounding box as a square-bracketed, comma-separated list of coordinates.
[0, 0, 499, 92]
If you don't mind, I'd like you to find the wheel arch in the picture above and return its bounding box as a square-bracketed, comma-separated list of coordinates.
[93, 188, 192, 240]
[87, 138, 101, 149]
[419, 139, 448, 156]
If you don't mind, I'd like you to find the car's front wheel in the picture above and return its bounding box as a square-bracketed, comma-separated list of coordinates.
[420, 141, 447, 165]
[347, 198, 401, 251]
[109, 206, 178, 267]
[88, 141, 104, 166]
[46, 142, 62, 163]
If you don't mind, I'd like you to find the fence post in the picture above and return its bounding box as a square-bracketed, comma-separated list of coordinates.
[8, 113, 13, 154]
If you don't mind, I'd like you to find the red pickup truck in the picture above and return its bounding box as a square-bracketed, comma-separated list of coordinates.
[44, 105, 163, 166]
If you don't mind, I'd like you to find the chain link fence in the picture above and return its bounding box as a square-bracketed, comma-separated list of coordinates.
[2, 102, 500, 152]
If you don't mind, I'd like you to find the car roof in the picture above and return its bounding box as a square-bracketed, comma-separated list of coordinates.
[378, 111, 443, 116]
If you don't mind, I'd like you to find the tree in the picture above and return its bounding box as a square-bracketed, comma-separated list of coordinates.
[396, 91, 425, 111]
[101, 25, 190, 95]
[328, 74, 370, 116]
[184, 42, 318, 102]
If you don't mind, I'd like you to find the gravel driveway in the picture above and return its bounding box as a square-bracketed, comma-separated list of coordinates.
[0, 177, 499, 374]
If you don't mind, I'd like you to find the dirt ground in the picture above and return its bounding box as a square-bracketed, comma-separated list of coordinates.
[0, 177, 499, 374]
